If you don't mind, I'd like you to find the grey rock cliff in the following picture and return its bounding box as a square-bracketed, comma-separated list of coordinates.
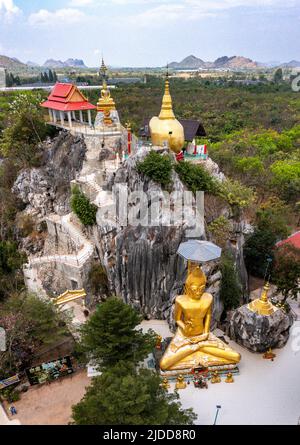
[13, 131, 86, 217]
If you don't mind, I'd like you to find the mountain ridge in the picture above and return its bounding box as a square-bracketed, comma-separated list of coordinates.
[169, 55, 259, 69]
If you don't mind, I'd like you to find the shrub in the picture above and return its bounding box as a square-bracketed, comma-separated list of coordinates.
[71, 186, 97, 226]
[136, 151, 173, 188]
[217, 179, 255, 217]
[1, 388, 20, 403]
[219, 252, 242, 311]
[208, 216, 232, 248]
[89, 263, 109, 296]
[174, 161, 217, 194]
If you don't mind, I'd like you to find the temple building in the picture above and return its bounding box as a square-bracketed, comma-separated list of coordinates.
[41, 83, 96, 128]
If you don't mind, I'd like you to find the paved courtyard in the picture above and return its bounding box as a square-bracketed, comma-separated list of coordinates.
[166, 321, 300, 425]
[3, 369, 91, 425]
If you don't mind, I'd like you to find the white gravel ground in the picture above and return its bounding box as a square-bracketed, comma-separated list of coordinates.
[141, 320, 300, 425]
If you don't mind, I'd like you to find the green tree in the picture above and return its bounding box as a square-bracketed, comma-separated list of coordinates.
[256, 197, 292, 239]
[0, 293, 70, 376]
[72, 362, 196, 425]
[219, 252, 242, 310]
[244, 226, 277, 278]
[78, 297, 157, 370]
[48, 70, 54, 83]
[174, 161, 217, 194]
[0, 92, 50, 167]
[70, 186, 97, 226]
[273, 68, 283, 83]
[270, 160, 300, 203]
[0, 241, 26, 300]
[137, 151, 173, 188]
[272, 244, 300, 302]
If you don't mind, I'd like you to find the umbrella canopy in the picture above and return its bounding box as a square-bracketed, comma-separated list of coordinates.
[177, 240, 222, 263]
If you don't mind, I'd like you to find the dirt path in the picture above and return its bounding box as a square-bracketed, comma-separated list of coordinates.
[4, 369, 91, 425]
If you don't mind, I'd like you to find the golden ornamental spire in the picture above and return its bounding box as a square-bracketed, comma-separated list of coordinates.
[248, 282, 277, 316]
[159, 70, 175, 120]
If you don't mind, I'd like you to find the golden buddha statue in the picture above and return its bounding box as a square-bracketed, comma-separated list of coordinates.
[160, 265, 241, 371]
[149, 72, 184, 153]
[225, 372, 234, 383]
[97, 58, 116, 125]
[211, 371, 221, 384]
[175, 374, 186, 390]
[161, 378, 170, 390]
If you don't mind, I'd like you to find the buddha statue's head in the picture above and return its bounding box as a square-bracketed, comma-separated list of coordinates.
[185, 266, 207, 300]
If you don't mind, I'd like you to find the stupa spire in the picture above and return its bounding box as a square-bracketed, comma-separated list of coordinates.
[159, 67, 175, 120]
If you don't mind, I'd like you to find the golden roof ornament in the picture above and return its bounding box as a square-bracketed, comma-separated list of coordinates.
[149, 68, 184, 153]
[248, 282, 278, 316]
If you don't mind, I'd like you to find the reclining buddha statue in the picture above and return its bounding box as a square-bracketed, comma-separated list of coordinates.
[160, 265, 241, 371]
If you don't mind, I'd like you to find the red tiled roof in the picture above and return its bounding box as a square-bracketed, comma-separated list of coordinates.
[41, 82, 96, 111]
[41, 100, 96, 112]
[49, 83, 74, 101]
[276, 231, 300, 249]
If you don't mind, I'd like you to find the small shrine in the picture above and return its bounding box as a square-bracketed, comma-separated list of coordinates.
[94, 58, 120, 128]
[230, 281, 293, 352]
[41, 83, 96, 128]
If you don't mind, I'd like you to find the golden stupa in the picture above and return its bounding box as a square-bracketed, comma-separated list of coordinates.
[149, 72, 184, 153]
[248, 282, 277, 316]
[96, 58, 116, 125]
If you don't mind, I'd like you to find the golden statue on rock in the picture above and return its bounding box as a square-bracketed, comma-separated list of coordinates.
[160, 265, 241, 371]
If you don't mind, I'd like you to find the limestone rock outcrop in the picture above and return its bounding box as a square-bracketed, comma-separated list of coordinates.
[13, 131, 86, 217]
[229, 304, 294, 352]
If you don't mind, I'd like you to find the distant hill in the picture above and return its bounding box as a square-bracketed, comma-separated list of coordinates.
[280, 60, 300, 68]
[43, 58, 87, 68]
[0, 55, 26, 69]
[169, 55, 258, 70]
[169, 55, 206, 69]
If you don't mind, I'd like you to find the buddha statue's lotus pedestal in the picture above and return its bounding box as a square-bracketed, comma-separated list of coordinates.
[160, 266, 241, 375]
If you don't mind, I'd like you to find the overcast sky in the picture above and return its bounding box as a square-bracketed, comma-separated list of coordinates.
[0, 0, 299, 66]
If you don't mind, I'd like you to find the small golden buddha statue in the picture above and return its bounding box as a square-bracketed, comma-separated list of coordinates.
[160, 265, 241, 371]
[161, 378, 170, 390]
[225, 372, 234, 383]
[175, 374, 186, 390]
[211, 371, 221, 384]
[155, 335, 163, 349]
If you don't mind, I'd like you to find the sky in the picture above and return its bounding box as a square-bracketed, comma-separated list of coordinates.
[0, 0, 299, 67]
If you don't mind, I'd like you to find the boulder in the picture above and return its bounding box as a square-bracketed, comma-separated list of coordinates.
[229, 304, 294, 352]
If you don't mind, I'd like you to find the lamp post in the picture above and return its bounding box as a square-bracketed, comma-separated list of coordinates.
[213, 405, 221, 425]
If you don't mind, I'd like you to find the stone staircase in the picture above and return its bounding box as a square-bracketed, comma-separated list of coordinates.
[24, 213, 94, 294]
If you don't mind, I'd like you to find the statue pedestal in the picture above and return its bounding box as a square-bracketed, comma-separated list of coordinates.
[159, 363, 239, 380]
